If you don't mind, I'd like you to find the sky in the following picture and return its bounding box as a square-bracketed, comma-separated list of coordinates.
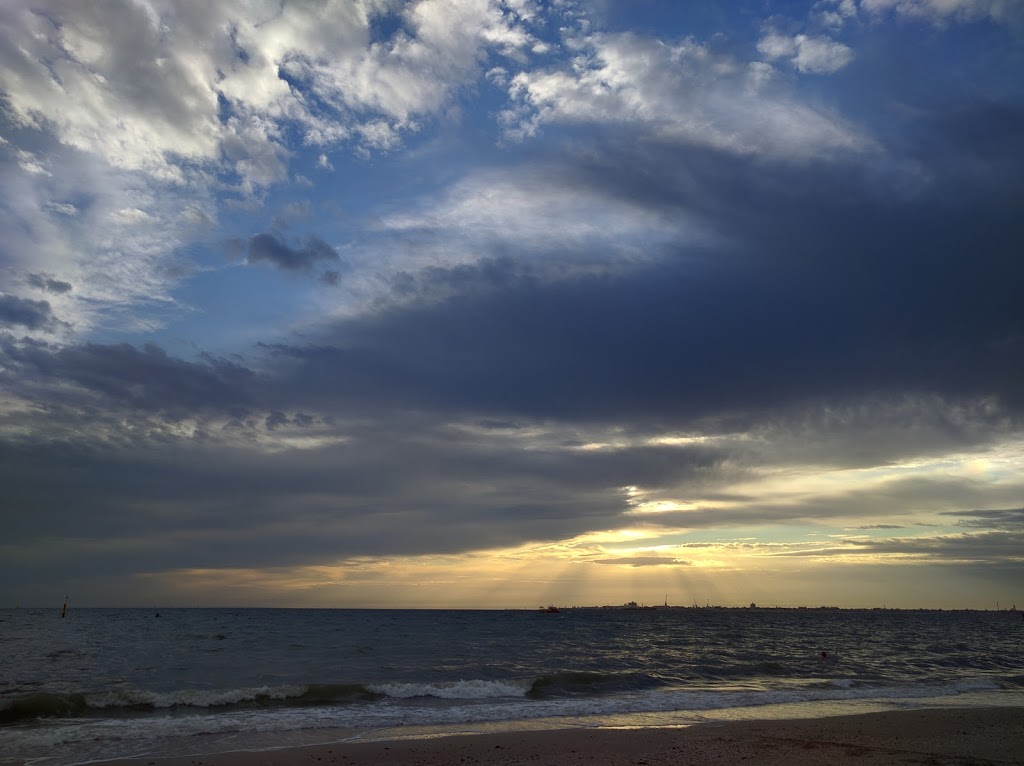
[1, 0, 1023, 610]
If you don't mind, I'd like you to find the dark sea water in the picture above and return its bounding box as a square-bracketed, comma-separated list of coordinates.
[2, 607, 1023, 765]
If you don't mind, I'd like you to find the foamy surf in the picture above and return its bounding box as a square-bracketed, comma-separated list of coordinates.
[3, 607, 1023, 766]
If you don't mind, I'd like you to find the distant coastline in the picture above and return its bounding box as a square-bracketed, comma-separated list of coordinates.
[5, 604, 1019, 611]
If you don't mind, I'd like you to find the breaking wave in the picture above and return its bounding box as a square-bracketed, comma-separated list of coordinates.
[2, 672, 1008, 726]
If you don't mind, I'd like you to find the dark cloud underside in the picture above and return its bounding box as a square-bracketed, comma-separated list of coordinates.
[247, 232, 341, 274]
[0, 295, 57, 330]
[261, 122, 1024, 424]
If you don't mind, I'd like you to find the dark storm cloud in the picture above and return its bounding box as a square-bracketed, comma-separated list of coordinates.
[264, 410, 289, 430]
[911, 101, 1024, 188]
[259, 97, 1024, 426]
[0, 294, 59, 330]
[247, 232, 341, 274]
[941, 508, 1024, 529]
[0, 435, 620, 581]
[262, 243, 1020, 424]
[320, 269, 341, 286]
[0, 336, 254, 416]
[26, 273, 73, 294]
[0, 405, 739, 587]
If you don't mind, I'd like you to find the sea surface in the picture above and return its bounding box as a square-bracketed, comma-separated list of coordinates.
[2, 607, 1023, 765]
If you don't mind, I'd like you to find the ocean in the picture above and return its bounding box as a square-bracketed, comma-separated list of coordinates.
[2, 607, 1023, 765]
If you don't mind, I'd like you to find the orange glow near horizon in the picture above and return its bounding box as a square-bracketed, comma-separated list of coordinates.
[117, 439, 1024, 611]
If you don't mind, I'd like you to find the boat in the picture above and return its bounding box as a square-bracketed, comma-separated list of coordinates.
[539, 605, 560, 613]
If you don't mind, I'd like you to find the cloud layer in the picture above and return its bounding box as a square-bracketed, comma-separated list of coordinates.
[1, 1, 1022, 607]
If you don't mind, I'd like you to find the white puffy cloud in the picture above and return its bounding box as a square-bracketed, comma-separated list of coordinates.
[0, 0, 537, 340]
[0, 3, 220, 183]
[0, 0, 534, 188]
[501, 32, 870, 160]
[0, 135, 215, 337]
[757, 32, 855, 74]
[816, 0, 860, 28]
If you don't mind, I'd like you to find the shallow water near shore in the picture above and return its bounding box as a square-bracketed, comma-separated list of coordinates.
[2, 607, 1023, 765]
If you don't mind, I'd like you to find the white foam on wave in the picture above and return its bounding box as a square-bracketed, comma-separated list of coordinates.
[73, 678, 543, 712]
[949, 678, 1000, 692]
[4, 678, 1016, 766]
[84, 685, 308, 709]
[367, 679, 533, 700]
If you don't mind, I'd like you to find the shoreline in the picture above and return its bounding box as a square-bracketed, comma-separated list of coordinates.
[89, 707, 1024, 766]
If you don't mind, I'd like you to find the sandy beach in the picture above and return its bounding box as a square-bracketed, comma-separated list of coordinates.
[94, 707, 1024, 766]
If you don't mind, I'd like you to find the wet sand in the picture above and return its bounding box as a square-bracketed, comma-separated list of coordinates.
[96, 707, 1024, 766]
